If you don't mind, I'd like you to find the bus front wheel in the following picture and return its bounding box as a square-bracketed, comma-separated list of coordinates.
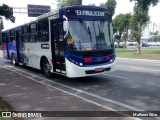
[43, 59, 52, 78]
[11, 54, 18, 66]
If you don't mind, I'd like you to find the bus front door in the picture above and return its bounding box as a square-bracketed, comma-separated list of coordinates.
[51, 20, 66, 74]
[16, 30, 24, 63]
[6, 33, 10, 59]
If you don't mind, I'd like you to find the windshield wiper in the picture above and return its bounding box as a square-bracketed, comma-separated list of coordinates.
[79, 19, 92, 42]
[87, 26, 92, 42]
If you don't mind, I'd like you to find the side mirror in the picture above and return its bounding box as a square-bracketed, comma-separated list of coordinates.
[63, 15, 69, 39]
[63, 21, 69, 32]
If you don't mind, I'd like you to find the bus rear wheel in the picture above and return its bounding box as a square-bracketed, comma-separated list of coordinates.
[11, 54, 18, 66]
[43, 59, 52, 78]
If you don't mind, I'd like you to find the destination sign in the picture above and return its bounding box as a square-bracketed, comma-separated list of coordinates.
[75, 10, 105, 16]
[66, 7, 111, 18]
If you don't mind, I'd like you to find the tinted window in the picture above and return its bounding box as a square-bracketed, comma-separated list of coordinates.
[29, 22, 37, 42]
[9, 30, 15, 43]
[9, 37, 15, 43]
[2, 38, 6, 43]
[10, 30, 15, 36]
[2, 32, 5, 37]
[22, 25, 28, 42]
[38, 19, 49, 42]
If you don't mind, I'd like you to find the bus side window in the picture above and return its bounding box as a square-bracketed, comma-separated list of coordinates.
[2, 38, 6, 43]
[9, 29, 15, 43]
[22, 25, 28, 43]
[59, 22, 63, 40]
[29, 23, 37, 43]
[18, 31, 22, 43]
[38, 19, 49, 42]
[2, 32, 6, 43]
[59, 21, 65, 56]
[10, 37, 15, 43]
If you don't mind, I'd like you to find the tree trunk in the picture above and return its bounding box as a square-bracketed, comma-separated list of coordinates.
[124, 38, 127, 48]
[136, 40, 141, 54]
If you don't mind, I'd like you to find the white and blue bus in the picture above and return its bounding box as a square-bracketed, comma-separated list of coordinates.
[2, 5, 116, 78]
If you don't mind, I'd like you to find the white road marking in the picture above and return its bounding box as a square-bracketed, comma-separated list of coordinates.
[130, 67, 160, 72]
[117, 58, 160, 64]
[104, 74, 129, 80]
[4, 65, 143, 112]
[4, 67, 142, 120]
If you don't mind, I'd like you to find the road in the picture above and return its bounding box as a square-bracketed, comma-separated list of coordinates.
[0, 50, 160, 119]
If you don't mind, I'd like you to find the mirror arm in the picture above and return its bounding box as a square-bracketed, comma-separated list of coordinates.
[63, 15, 68, 21]
[64, 31, 69, 39]
[63, 15, 69, 39]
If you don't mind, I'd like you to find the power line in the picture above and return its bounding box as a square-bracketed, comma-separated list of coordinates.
[13, 7, 27, 14]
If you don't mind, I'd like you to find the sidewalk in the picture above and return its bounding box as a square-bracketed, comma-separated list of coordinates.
[0, 67, 106, 111]
[0, 67, 131, 120]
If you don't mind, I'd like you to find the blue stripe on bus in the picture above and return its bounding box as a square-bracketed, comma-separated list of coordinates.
[65, 52, 115, 67]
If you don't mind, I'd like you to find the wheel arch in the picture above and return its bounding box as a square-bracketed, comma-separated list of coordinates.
[40, 56, 48, 71]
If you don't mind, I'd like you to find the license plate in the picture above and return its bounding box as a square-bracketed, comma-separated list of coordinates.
[95, 68, 104, 72]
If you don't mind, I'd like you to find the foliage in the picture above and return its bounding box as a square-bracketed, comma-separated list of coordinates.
[150, 31, 159, 36]
[56, 0, 82, 8]
[130, 0, 159, 54]
[113, 13, 132, 46]
[0, 4, 15, 23]
[88, 4, 96, 6]
[152, 35, 160, 42]
[100, 0, 117, 16]
[0, 4, 15, 45]
[113, 13, 132, 33]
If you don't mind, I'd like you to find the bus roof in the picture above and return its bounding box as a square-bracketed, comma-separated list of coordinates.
[2, 5, 111, 32]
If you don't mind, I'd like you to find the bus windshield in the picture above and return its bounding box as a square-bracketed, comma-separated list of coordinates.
[66, 20, 113, 51]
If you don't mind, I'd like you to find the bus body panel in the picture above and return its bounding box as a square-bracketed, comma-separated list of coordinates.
[24, 42, 52, 70]
[2, 43, 8, 59]
[18, 43, 25, 63]
[8, 42, 17, 60]
[65, 58, 116, 78]
[2, 5, 115, 78]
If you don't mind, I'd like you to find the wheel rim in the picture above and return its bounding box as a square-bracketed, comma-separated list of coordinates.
[44, 63, 50, 74]
[12, 56, 16, 65]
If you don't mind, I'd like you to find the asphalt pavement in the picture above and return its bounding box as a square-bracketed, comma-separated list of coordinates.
[0, 50, 160, 120]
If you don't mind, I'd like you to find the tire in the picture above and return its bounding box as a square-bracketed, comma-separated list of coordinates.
[11, 54, 18, 66]
[43, 59, 52, 78]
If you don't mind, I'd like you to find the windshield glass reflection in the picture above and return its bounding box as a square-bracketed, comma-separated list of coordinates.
[66, 20, 113, 51]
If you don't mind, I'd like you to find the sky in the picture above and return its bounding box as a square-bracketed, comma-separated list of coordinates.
[1, 0, 160, 31]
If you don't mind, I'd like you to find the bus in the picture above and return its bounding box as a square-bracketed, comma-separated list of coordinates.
[2, 5, 116, 78]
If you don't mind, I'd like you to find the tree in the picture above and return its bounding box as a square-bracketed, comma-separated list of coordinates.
[0, 4, 15, 46]
[113, 13, 132, 48]
[0, 4, 15, 23]
[150, 31, 160, 42]
[56, 0, 82, 8]
[88, 4, 96, 6]
[130, 0, 159, 54]
[100, 0, 117, 16]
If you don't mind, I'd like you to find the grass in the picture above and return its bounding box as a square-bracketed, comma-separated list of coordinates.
[115, 48, 160, 60]
[0, 104, 12, 120]
[0, 45, 1, 50]
[0, 98, 13, 120]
